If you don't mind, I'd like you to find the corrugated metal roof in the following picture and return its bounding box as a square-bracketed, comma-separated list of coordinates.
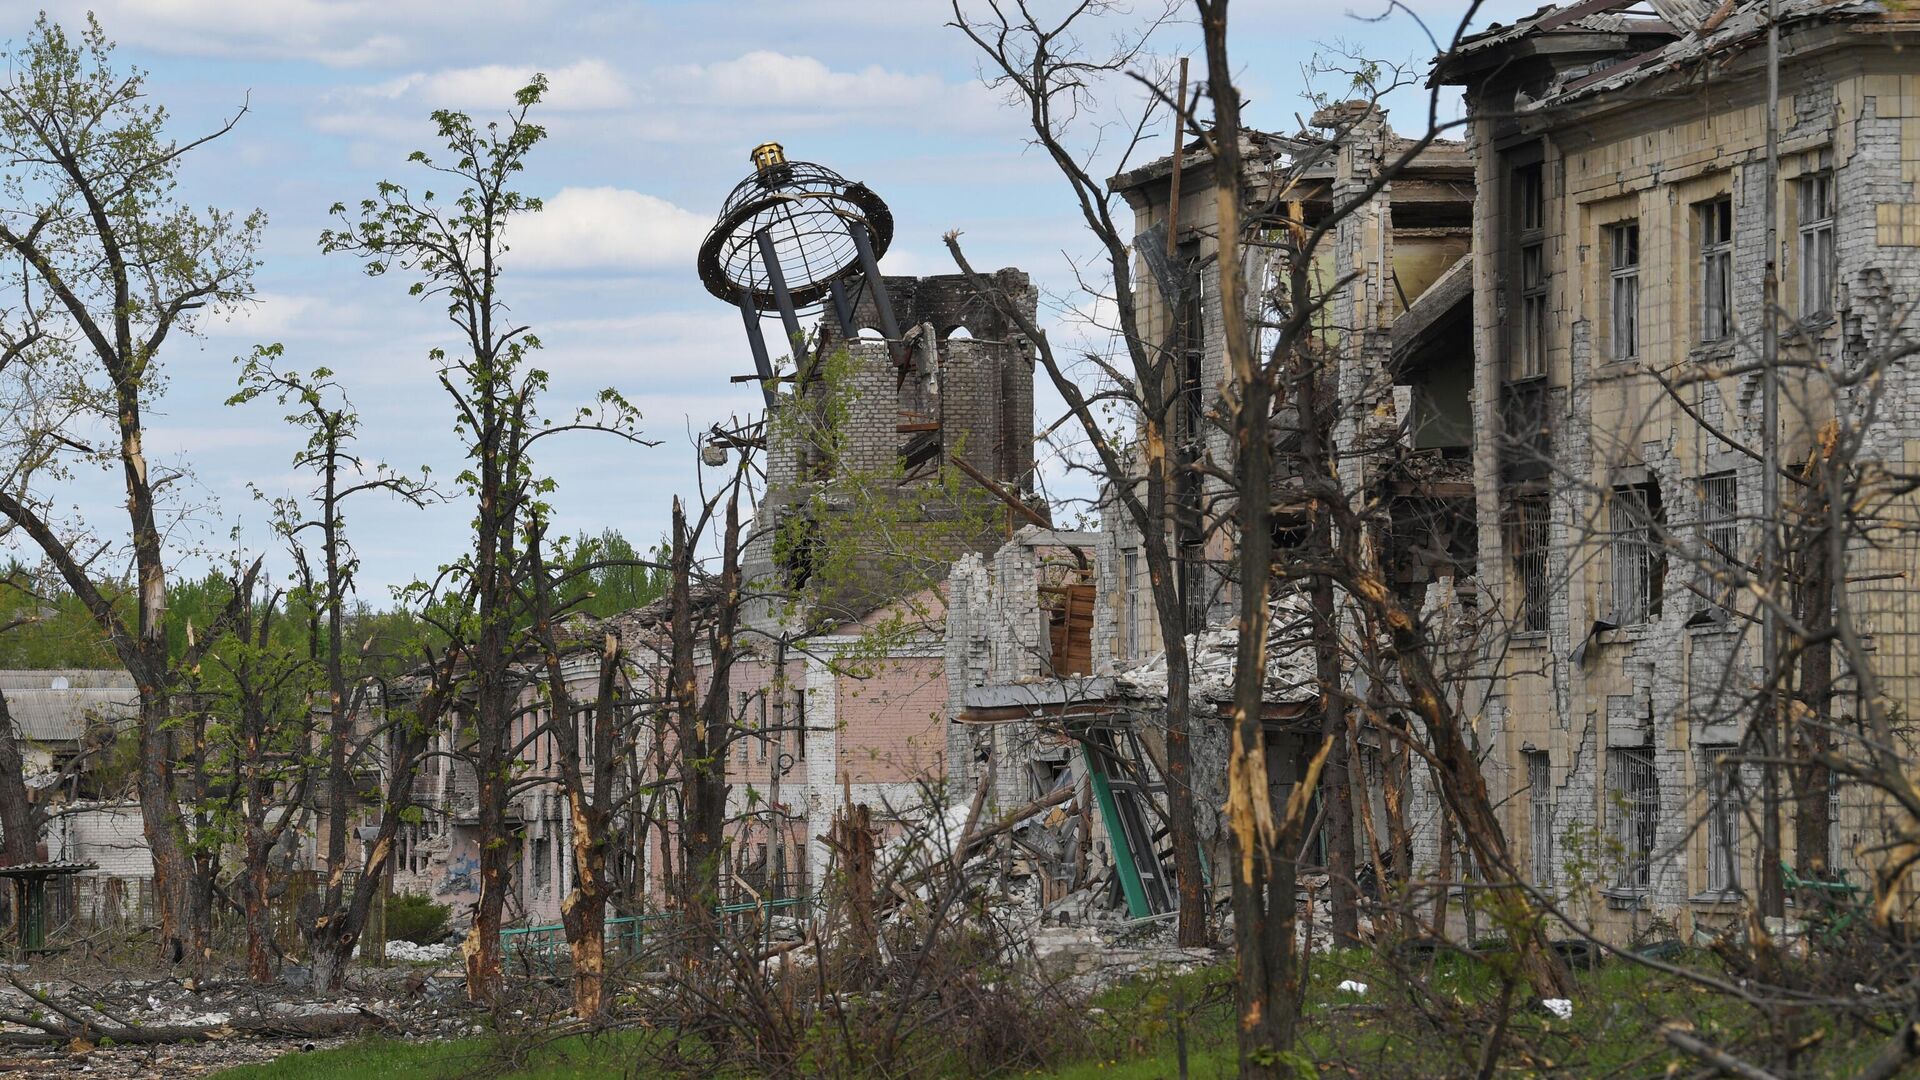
[6, 687, 138, 742]
[0, 669, 134, 691]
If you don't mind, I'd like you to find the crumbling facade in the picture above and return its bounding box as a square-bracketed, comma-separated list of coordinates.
[387, 270, 1038, 932]
[1437, 0, 1920, 935]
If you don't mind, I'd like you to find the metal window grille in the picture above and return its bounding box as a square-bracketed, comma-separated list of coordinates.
[1527, 752, 1555, 885]
[1123, 551, 1140, 658]
[1698, 472, 1739, 613]
[736, 692, 752, 766]
[1700, 197, 1734, 342]
[1611, 484, 1662, 624]
[1609, 746, 1658, 891]
[1704, 749, 1740, 893]
[1609, 222, 1640, 361]
[1509, 495, 1551, 633]
[1798, 172, 1835, 318]
[1829, 775, 1845, 870]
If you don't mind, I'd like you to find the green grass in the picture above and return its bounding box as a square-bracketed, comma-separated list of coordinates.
[213, 946, 1906, 1079]
[213, 1030, 654, 1080]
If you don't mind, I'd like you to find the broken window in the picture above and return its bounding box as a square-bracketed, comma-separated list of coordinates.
[1698, 196, 1734, 343]
[1610, 481, 1664, 624]
[1702, 747, 1740, 894]
[1526, 750, 1554, 885]
[1121, 550, 1141, 658]
[1797, 168, 1835, 319]
[794, 688, 807, 758]
[1507, 493, 1550, 633]
[533, 834, 552, 890]
[1695, 471, 1739, 618]
[1608, 745, 1658, 892]
[1511, 160, 1547, 381]
[1041, 579, 1095, 676]
[1608, 221, 1639, 362]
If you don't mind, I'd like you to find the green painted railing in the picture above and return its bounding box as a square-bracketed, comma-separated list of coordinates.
[500, 895, 814, 965]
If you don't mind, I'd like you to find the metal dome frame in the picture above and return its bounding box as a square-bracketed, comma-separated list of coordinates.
[697, 161, 895, 309]
[699, 150, 906, 408]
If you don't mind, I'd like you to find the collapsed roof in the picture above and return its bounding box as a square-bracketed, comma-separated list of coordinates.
[1436, 0, 1892, 106]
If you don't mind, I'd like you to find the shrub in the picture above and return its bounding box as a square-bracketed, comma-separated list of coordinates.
[386, 892, 451, 944]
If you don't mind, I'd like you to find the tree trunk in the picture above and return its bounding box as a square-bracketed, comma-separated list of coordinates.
[135, 694, 193, 964]
[0, 691, 37, 866]
[464, 759, 508, 1005]
[243, 825, 273, 984]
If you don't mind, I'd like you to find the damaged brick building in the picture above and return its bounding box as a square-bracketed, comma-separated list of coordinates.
[943, 0, 1920, 940]
[1439, 0, 1920, 934]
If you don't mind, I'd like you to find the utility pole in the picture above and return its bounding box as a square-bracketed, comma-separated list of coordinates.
[1758, 0, 1786, 921]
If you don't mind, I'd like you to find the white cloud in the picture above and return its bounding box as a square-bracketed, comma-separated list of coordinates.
[659, 51, 946, 110]
[646, 51, 1003, 133]
[510, 187, 709, 272]
[368, 59, 633, 111]
[41, 0, 465, 67]
[206, 293, 319, 341]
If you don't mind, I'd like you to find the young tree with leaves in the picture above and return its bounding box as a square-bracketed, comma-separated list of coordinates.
[0, 15, 262, 960]
[322, 75, 645, 1003]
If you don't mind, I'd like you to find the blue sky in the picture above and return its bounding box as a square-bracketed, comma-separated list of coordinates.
[20, 0, 1528, 600]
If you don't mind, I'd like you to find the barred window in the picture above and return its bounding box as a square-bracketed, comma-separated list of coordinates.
[1508, 494, 1551, 633]
[1697, 472, 1739, 616]
[1797, 171, 1835, 318]
[1703, 748, 1741, 893]
[1527, 751, 1555, 885]
[1609, 746, 1659, 891]
[1829, 774, 1845, 870]
[1609, 222, 1640, 361]
[1699, 197, 1734, 342]
[1610, 482, 1664, 624]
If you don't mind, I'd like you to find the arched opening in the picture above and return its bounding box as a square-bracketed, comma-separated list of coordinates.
[941, 324, 975, 341]
[856, 327, 887, 340]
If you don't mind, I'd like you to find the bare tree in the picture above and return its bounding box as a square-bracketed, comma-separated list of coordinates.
[948, 0, 1211, 948]
[230, 347, 432, 990]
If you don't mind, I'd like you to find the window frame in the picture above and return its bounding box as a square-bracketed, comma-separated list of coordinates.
[1703, 747, 1741, 894]
[1508, 493, 1551, 634]
[1526, 751, 1555, 885]
[1510, 159, 1548, 381]
[1608, 220, 1641, 362]
[1610, 482, 1665, 625]
[1698, 196, 1734, 344]
[1695, 471, 1739, 619]
[1797, 170, 1835, 319]
[1608, 745, 1659, 894]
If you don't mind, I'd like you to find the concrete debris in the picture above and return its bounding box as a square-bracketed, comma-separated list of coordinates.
[1114, 592, 1319, 705]
[381, 940, 457, 963]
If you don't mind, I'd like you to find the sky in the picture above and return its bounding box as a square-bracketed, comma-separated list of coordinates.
[17, 0, 1531, 601]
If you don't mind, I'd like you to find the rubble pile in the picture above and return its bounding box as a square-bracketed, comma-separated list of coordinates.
[0, 964, 478, 1078]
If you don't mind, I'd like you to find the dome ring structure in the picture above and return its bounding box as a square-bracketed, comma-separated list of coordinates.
[697, 161, 894, 309]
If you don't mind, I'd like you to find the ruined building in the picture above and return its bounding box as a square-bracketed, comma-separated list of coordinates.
[1438, 0, 1920, 933]
[714, 268, 1039, 905]
[944, 114, 1477, 917]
